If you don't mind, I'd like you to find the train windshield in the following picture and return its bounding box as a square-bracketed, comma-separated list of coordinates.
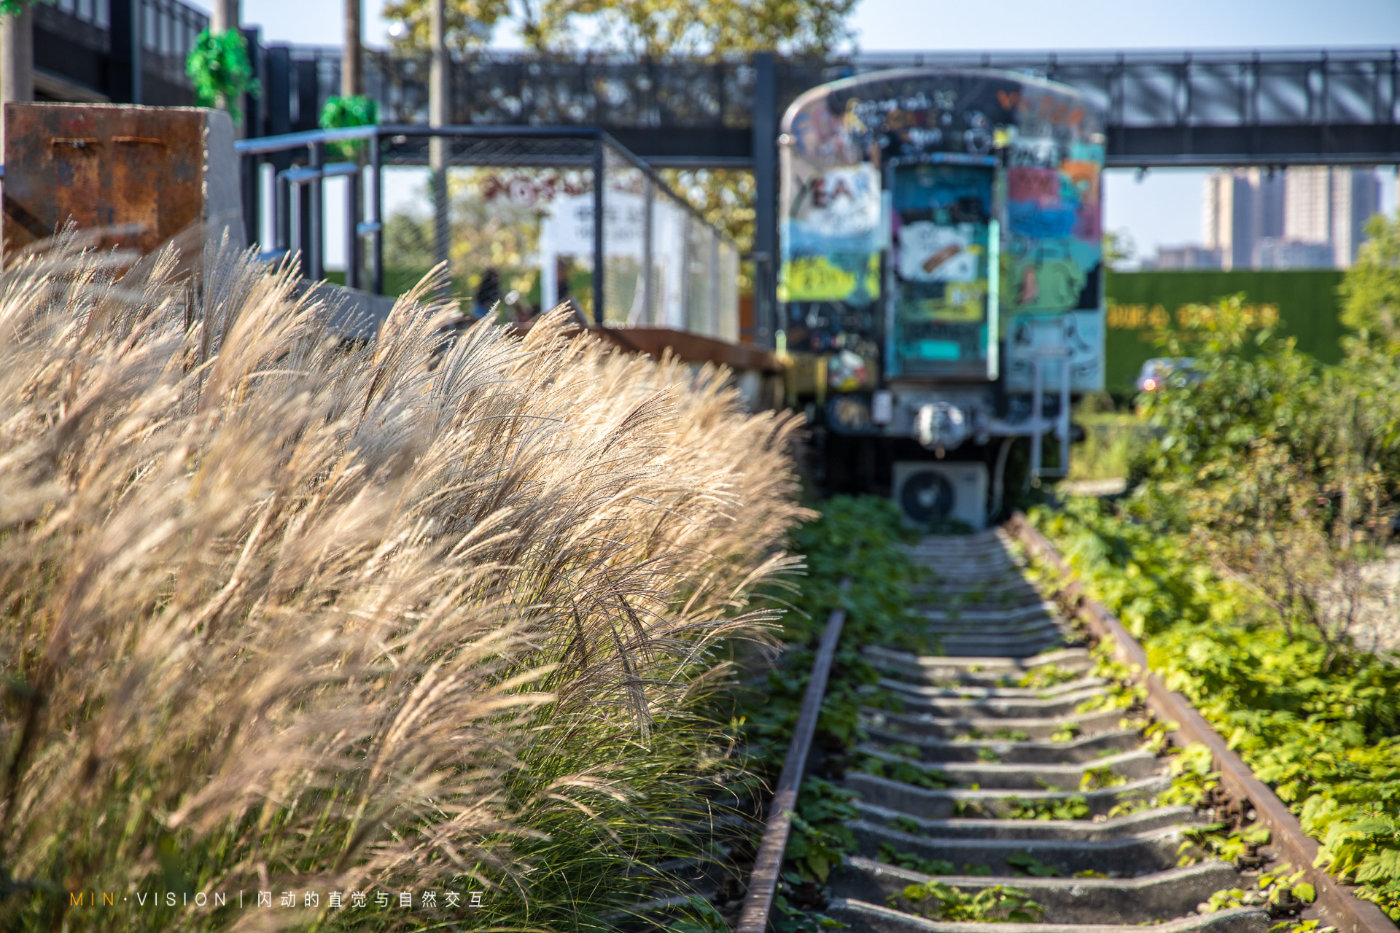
[888, 160, 998, 380]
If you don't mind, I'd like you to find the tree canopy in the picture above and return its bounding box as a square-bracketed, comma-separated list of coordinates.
[381, 0, 860, 58]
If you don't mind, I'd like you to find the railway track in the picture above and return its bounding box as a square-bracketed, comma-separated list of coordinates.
[819, 529, 1267, 931]
[735, 524, 1397, 933]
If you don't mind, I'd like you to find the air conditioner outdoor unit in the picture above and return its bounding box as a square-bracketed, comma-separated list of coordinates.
[892, 461, 989, 530]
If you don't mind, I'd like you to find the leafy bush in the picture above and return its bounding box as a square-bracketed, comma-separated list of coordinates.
[1036, 499, 1400, 919]
[1037, 227, 1400, 916]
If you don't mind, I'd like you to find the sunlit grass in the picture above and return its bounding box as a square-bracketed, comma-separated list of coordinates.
[0, 234, 809, 930]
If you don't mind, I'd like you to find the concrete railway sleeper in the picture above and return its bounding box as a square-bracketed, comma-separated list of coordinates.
[729, 525, 1396, 933]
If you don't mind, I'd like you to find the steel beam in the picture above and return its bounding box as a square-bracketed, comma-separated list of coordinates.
[752, 51, 778, 347]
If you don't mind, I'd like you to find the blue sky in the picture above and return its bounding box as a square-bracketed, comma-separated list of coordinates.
[192, 0, 1399, 262]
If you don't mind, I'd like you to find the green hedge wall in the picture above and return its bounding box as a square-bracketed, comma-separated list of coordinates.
[1103, 269, 1346, 395]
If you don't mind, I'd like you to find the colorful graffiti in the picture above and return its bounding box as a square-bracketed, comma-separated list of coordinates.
[887, 162, 995, 373]
[778, 254, 880, 303]
[1004, 140, 1102, 315]
[783, 164, 882, 255]
[778, 69, 1106, 391]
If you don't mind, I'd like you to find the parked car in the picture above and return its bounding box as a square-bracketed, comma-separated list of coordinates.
[1135, 357, 1201, 393]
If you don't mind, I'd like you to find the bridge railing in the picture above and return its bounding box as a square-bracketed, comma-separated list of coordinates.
[280, 47, 1398, 132]
[26, 6, 1400, 166]
[854, 48, 1400, 129]
[270, 46, 1397, 165]
[235, 124, 744, 343]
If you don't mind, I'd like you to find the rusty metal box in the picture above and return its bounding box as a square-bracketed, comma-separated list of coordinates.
[2, 102, 242, 258]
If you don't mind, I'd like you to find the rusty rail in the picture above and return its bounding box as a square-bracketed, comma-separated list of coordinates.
[735, 579, 850, 933]
[1005, 512, 1397, 933]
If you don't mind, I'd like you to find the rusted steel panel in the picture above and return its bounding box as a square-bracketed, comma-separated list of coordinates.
[1005, 512, 1398, 933]
[598, 326, 781, 374]
[3, 103, 205, 256]
[509, 318, 782, 373]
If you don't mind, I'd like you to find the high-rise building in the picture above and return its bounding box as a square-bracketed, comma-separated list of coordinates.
[1253, 169, 1285, 241]
[1284, 166, 1332, 245]
[1204, 168, 1288, 271]
[1205, 166, 1381, 270]
[1204, 171, 1252, 270]
[1333, 169, 1383, 266]
[1283, 166, 1382, 268]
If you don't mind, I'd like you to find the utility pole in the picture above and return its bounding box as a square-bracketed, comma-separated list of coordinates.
[211, 0, 241, 133]
[429, 0, 451, 292]
[211, 0, 240, 33]
[342, 0, 362, 98]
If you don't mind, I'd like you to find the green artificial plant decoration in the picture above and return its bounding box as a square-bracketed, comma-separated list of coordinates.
[0, 0, 53, 16]
[319, 95, 379, 161]
[186, 28, 260, 121]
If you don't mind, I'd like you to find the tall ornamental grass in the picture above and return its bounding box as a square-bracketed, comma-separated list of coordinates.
[0, 235, 807, 931]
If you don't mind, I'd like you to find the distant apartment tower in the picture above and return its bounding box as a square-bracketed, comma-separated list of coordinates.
[1205, 166, 1379, 269]
[1255, 169, 1285, 241]
[1204, 168, 1285, 270]
[1282, 167, 1381, 267]
[1204, 172, 1249, 270]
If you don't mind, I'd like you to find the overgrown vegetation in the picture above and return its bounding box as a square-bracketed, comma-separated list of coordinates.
[1198, 862, 1316, 917]
[894, 879, 1043, 922]
[734, 496, 925, 929]
[0, 237, 807, 930]
[1068, 394, 1144, 482]
[1033, 216, 1400, 923]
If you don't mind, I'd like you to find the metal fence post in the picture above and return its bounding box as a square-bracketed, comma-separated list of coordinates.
[241, 26, 263, 137]
[109, 0, 141, 104]
[308, 139, 324, 281]
[294, 57, 318, 132]
[709, 229, 720, 338]
[345, 161, 361, 290]
[429, 0, 451, 296]
[274, 168, 289, 257]
[237, 28, 266, 245]
[1058, 356, 1072, 477]
[642, 174, 654, 326]
[592, 138, 605, 325]
[370, 130, 384, 295]
[265, 46, 293, 178]
[1031, 358, 1044, 479]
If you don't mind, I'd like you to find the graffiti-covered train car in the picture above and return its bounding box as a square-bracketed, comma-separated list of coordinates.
[778, 69, 1106, 527]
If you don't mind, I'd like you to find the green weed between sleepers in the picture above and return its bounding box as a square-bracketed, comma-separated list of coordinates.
[1033, 498, 1400, 920]
[731, 496, 928, 931]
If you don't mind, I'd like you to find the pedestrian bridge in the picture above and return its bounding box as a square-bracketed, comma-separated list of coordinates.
[32, 3, 1400, 167]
